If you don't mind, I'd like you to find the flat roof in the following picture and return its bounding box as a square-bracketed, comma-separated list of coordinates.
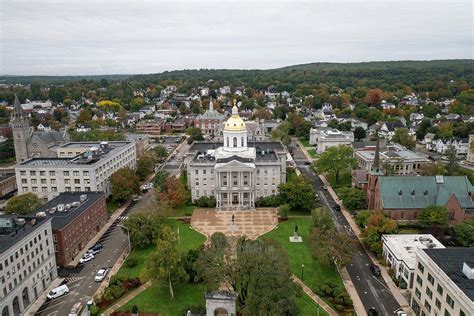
[0, 215, 50, 254]
[36, 192, 105, 230]
[383, 234, 445, 269]
[356, 144, 429, 162]
[0, 171, 15, 182]
[18, 141, 132, 167]
[423, 248, 474, 301]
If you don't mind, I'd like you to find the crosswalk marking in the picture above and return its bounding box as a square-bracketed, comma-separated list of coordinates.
[118, 216, 129, 220]
[65, 276, 83, 284]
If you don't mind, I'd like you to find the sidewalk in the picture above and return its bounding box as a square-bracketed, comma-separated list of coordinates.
[295, 138, 313, 161]
[319, 174, 412, 314]
[102, 281, 152, 315]
[94, 247, 129, 299]
[292, 275, 338, 316]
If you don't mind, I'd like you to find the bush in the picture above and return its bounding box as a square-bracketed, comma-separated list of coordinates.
[195, 196, 216, 208]
[90, 305, 100, 316]
[125, 257, 137, 268]
[355, 210, 371, 228]
[278, 204, 290, 219]
[255, 195, 281, 207]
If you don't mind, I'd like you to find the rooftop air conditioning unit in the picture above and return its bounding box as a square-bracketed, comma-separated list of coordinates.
[72, 202, 80, 208]
[50, 207, 56, 213]
[14, 218, 26, 226]
[57, 204, 65, 212]
[65, 204, 71, 210]
[80, 194, 87, 202]
[36, 212, 47, 217]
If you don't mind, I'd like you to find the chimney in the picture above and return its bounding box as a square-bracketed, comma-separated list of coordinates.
[462, 262, 474, 280]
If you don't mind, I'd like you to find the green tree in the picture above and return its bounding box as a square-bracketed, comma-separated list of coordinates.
[5, 193, 43, 215]
[271, 123, 291, 146]
[135, 154, 156, 181]
[353, 126, 366, 141]
[153, 170, 170, 192]
[420, 163, 446, 176]
[123, 211, 163, 248]
[392, 128, 415, 149]
[154, 145, 168, 161]
[454, 220, 474, 247]
[361, 211, 397, 256]
[311, 207, 335, 233]
[355, 210, 371, 228]
[278, 176, 317, 212]
[313, 145, 357, 184]
[445, 145, 459, 175]
[185, 127, 204, 144]
[415, 119, 432, 140]
[295, 120, 313, 140]
[110, 168, 140, 201]
[418, 205, 448, 227]
[141, 226, 188, 299]
[336, 187, 366, 212]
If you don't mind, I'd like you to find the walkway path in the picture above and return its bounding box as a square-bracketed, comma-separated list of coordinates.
[102, 281, 152, 316]
[292, 275, 338, 316]
[191, 208, 278, 239]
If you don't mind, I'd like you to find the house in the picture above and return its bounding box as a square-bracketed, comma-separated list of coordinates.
[366, 174, 474, 224]
[379, 121, 406, 140]
[381, 100, 396, 110]
[382, 234, 444, 289]
[423, 133, 436, 149]
[219, 86, 231, 95]
[36, 122, 51, 132]
[466, 134, 474, 165]
[350, 119, 368, 131]
[410, 113, 424, 123]
[75, 125, 92, 133]
[431, 138, 468, 155]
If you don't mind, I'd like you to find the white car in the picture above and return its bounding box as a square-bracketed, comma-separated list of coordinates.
[94, 268, 109, 282]
[79, 253, 94, 264]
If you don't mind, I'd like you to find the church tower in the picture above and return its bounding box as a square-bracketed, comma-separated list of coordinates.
[366, 130, 384, 210]
[10, 95, 31, 163]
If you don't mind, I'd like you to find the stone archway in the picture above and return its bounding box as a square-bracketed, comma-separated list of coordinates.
[2, 306, 9, 316]
[22, 287, 30, 308]
[12, 297, 20, 316]
[214, 307, 228, 316]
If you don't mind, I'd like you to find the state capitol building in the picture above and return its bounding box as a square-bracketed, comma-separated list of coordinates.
[187, 104, 287, 210]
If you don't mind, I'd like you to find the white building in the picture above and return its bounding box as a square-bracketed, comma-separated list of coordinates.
[430, 138, 469, 155]
[309, 128, 354, 153]
[0, 214, 57, 316]
[355, 144, 430, 175]
[15, 141, 136, 200]
[382, 234, 444, 289]
[410, 248, 473, 316]
[379, 121, 406, 141]
[187, 104, 287, 210]
[466, 134, 474, 165]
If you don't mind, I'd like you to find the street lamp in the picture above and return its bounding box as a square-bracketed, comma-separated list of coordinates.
[301, 264, 304, 281]
[117, 224, 131, 254]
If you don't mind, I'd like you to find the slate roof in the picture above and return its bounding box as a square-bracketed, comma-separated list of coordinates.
[383, 121, 405, 131]
[379, 176, 474, 209]
[32, 130, 67, 145]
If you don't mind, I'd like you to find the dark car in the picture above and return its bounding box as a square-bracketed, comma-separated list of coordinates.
[370, 264, 381, 276]
[87, 243, 103, 255]
[368, 307, 378, 316]
[334, 205, 341, 212]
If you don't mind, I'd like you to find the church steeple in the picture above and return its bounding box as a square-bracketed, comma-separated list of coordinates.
[11, 94, 24, 119]
[370, 128, 383, 175]
[10, 94, 31, 163]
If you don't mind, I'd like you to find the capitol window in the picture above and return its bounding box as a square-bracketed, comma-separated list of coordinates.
[233, 137, 237, 147]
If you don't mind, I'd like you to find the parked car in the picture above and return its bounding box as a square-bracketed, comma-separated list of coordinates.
[132, 195, 142, 202]
[47, 285, 69, 300]
[334, 205, 341, 212]
[69, 302, 83, 316]
[94, 268, 109, 282]
[368, 307, 378, 316]
[370, 264, 381, 276]
[79, 253, 94, 264]
[323, 185, 328, 190]
[86, 243, 103, 255]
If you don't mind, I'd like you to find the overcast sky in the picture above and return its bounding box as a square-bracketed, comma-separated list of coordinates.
[0, 0, 472, 75]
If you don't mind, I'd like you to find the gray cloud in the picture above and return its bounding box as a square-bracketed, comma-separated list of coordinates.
[0, 0, 472, 75]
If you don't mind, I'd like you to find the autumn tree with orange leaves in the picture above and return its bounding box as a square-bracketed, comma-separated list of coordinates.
[159, 176, 188, 208]
[361, 211, 397, 257]
[364, 88, 383, 107]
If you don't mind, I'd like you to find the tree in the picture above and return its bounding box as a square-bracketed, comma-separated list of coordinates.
[110, 168, 140, 201]
[5, 193, 43, 215]
[324, 229, 355, 269]
[185, 127, 204, 144]
[271, 123, 291, 146]
[420, 163, 446, 176]
[454, 220, 474, 247]
[311, 207, 335, 233]
[353, 126, 366, 141]
[415, 119, 432, 140]
[98, 100, 122, 113]
[195, 236, 298, 315]
[153, 145, 168, 161]
[392, 128, 415, 149]
[355, 210, 371, 228]
[336, 187, 366, 212]
[418, 205, 448, 227]
[437, 122, 454, 139]
[135, 154, 156, 181]
[364, 88, 383, 107]
[153, 170, 170, 192]
[159, 176, 188, 208]
[278, 176, 317, 212]
[77, 109, 92, 123]
[313, 145, 357, 184]
[445, 145, 459, 175]
[295, 121, 313, 140]
[141, 226, 188, 299]
[361, 211, 397, 256]
[123, 211, 163, 248]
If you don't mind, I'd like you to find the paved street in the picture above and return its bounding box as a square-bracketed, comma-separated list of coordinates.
[34, 198, 146, 316]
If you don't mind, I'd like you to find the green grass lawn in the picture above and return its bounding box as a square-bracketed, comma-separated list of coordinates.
[296, 290, 329, 316]
[116, 220, 206, 314]
[299, 138, 311, 147]
[106, 200, 120, 214]
[307, 149, 318, 158]
[262, 219, 345, 307]
[171, 204, 197, 217]
[119, 282, 206, 316]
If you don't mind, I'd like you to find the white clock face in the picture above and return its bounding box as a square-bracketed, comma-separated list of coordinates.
[32, 143, 38, 149]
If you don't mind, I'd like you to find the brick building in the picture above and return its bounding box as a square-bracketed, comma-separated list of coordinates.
[0, 170, 17, 199]
[194, 100, 225, 136]
[35, 191, 107, 267]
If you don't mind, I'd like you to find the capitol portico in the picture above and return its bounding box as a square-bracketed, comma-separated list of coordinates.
[188, 103, 287, 211]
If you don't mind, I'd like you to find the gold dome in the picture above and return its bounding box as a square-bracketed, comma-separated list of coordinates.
[224, 104, 246, 131]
